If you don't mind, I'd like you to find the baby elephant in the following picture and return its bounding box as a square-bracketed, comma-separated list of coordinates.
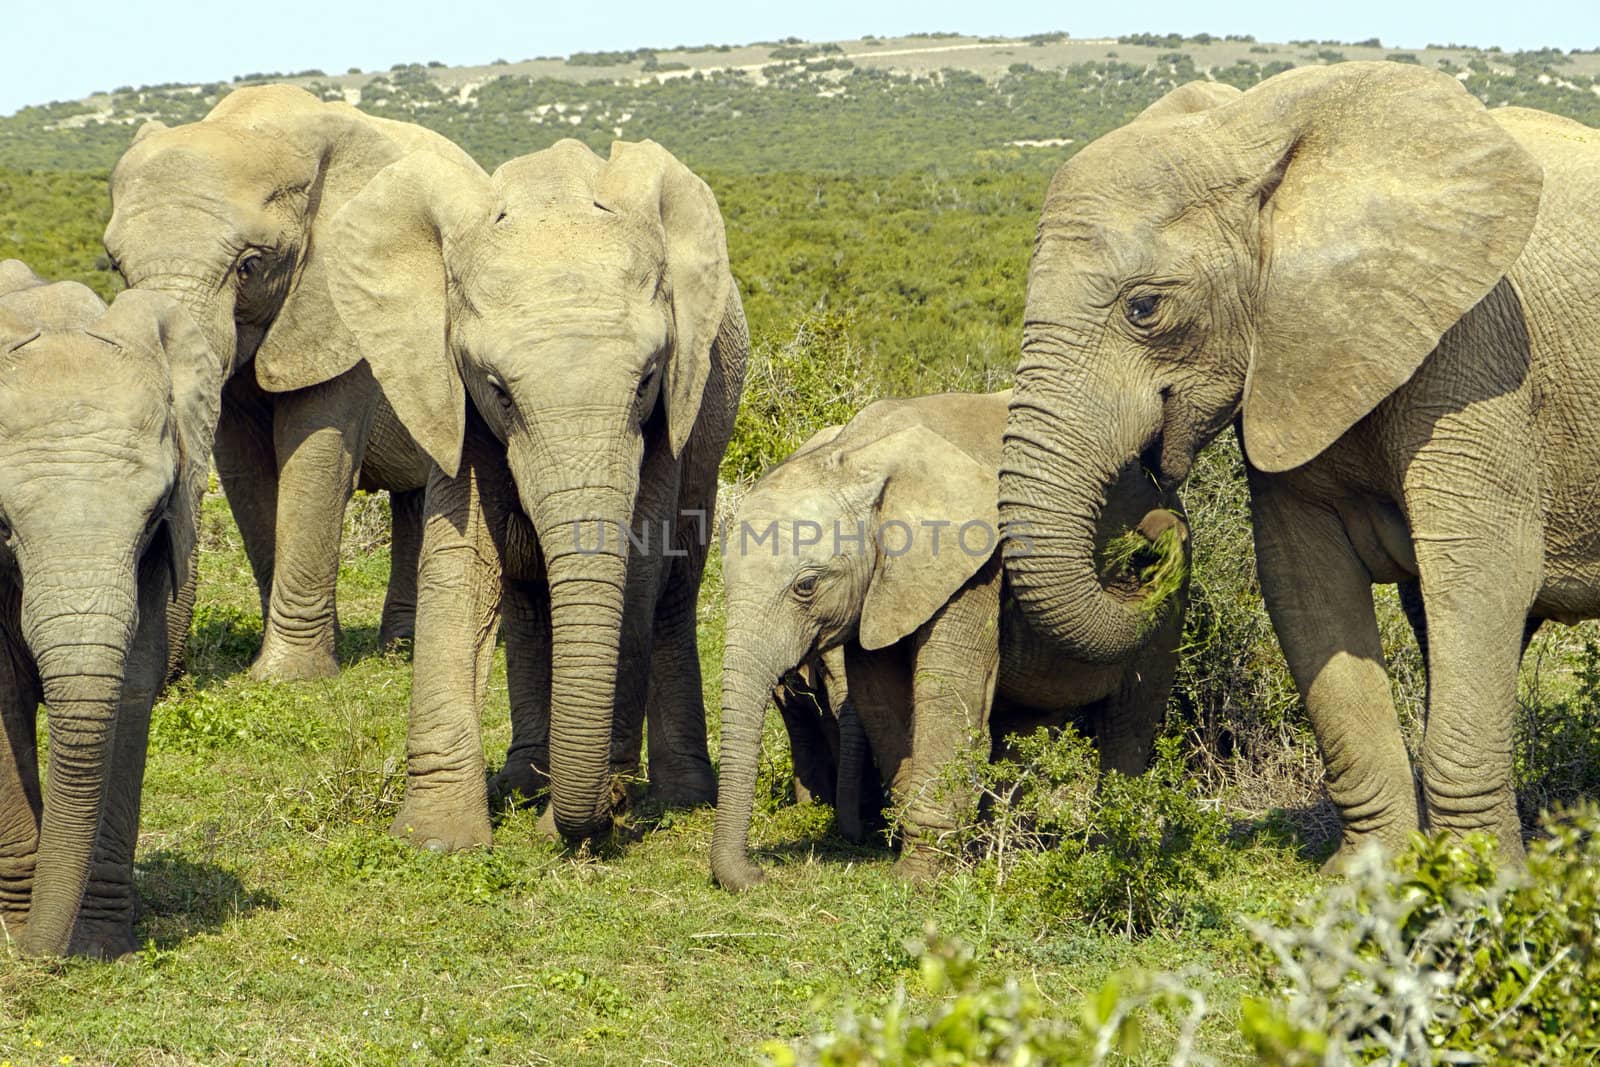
[0, 262, 218, 957]
[711, 390, 1187, 889]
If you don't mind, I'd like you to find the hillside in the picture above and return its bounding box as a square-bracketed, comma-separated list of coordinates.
[4, 31, 1599, 174]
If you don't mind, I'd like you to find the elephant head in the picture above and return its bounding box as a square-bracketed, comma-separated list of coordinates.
[0, 267, 219, 955]
[103, 84, 484, 390]
[322, 139, 737, 840]
[711, 405, 1004, 889]
[998, 65, 1543, 662]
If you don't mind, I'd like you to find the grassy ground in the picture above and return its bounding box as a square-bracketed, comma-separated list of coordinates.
[0, 487, 1331, 1066]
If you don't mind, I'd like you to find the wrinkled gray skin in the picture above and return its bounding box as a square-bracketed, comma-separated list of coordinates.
[103, 85, 481, 681]
[713, 391, 1186, 889]
[323, 139, 747, 845]
[999, 63, 1600, 866]
[0, 261, 218, 957]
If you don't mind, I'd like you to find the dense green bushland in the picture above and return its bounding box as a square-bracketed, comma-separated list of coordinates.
[4, 35, 1600, 1065]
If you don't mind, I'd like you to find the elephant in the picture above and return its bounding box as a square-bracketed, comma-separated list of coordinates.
[712, 390, 1187, 889]
[0, 262, 218, 957]
[321, 138, 747, 845]
[103, 84, 486, 681]
[997, 62, 1600, 866]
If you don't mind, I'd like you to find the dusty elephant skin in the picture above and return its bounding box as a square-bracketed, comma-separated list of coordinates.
[102, 85, 474, 682]
[998, 62, 1600, 866]
[0, 261, 219, 957]
[712, 390, 1187, 890]
[323, 139, 747, 847]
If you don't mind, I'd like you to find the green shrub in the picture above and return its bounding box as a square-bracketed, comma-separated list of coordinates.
[920, 726, 1233, 937]
[764, 927, 1208, 1066]
[1246, 805, 1600, 1064]
[721, 311, 875, 485]
[1516, 636, 1600, 821]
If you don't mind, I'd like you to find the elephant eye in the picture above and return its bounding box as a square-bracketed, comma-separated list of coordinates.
[1125, 293, 1161, 326]
[236, 253, 263, 283]
[0, 515, 11, 543]
[637, 361, 659, 399]
[792, 572, 819, 599]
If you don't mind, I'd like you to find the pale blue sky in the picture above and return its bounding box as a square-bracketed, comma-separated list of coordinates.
[5, 0, 1597, 115]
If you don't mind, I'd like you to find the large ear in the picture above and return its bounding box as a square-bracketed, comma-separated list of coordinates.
[851, 425, 1000, 651]
[1221, 62, 1543, 472]
[594, 140, 734, 458]
[243, 90, 488, 396]
[1136, 80, 1241, 121]
[324, 152, 494, 478]
[89, 289, 222, 594]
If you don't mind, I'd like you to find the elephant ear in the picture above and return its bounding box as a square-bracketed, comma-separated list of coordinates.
[1222, 62, 1543, 472]
[324, 151, 494, 478]
[851, 425, 1000, 652]
[594, 140, 733, 458]
[87, 289, 222, 595]
[246, 90, 487, 396]
[1136, 80, 1241, 121]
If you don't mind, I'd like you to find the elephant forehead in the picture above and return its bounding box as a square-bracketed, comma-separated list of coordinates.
[0, 283, 107, 332]
[0, 338, 169, 430]
[113, 124, 301, 201]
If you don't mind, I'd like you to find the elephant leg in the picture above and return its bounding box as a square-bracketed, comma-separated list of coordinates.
[842, 642, 914, 839]
[641, 539, 717, 808]
[69, 557, 169, 958]
[392, 429, 505, 852]
[490, 575, 553, 809]
[213, 375, 279, 619]
[0, 635, 42, 941]
[252, 370, 377, 681]
[1250, 476, 1418, 866]
[378, 488, 424, 648]
[1403, 514, 1538, 862]
[895, 564, 1002, 882]
[776, 681, 835, 807]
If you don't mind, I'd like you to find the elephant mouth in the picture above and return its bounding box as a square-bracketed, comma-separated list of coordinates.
[1099, 509, 1189, 616]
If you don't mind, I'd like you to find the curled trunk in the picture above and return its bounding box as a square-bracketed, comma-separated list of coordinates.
[999, 360, 1163, 664]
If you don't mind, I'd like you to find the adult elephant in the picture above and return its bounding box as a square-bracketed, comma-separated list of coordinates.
[998, 62, 1600, 866]
[0, 263, 218, 957]
[323, 139, 746, 844]
[103, 85, 483, 680]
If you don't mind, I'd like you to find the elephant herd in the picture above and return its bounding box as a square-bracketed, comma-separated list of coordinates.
[1, 60, 1597, 958]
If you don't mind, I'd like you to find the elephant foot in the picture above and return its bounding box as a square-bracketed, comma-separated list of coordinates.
[836, 808, 866, 846]
[645, 761, 717, 810]
[67, 921, 137, 960]
[248, 641, 340, 682]
[390, 798, 492, 853]
[0, 911, 25, 948]
[377, 613, 415, 650]
[894, 848, 945, 885]
[488, 755, 550, 810]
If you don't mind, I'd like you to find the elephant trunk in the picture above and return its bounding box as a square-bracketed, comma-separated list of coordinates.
[17, 566, 136, 956]
[131, 271, 236, 377]
[711, 628, 787, 891]
[999, 347, 1164, 664]
[522, 443, 640, 842]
